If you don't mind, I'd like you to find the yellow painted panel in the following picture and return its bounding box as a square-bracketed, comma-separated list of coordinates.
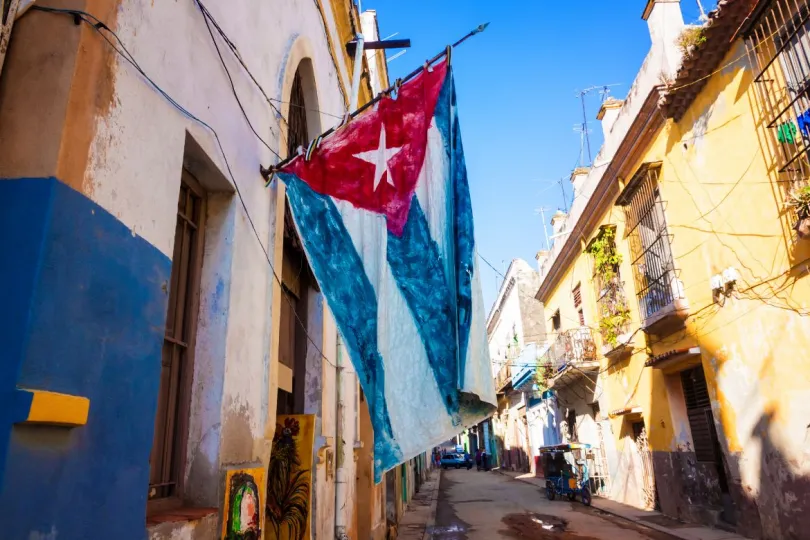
[23, 389, 90, 426]
[278, 364, 293, 393]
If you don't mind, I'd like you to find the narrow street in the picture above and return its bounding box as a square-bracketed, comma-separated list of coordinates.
[428, 469, 675, 540]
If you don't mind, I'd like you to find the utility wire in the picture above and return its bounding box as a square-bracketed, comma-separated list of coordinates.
[194, 0, 281, 160]
[194, 2, 344, 123]
[32, 5, 340, 369]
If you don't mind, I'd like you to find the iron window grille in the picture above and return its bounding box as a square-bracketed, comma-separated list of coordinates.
[746, 0, 810, 184]
[619, 164, 681, 322]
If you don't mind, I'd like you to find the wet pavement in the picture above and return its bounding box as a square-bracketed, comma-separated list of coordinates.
[427, 469, 677, 540]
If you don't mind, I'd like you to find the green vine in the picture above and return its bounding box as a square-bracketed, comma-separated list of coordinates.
[534, 361, 554, 391]
[599, 305, 631, 347]
[587, 227, 622, 281]
[587, 227, 631, 348]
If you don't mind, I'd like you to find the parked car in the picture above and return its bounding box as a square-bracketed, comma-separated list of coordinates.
[440, 453, 472, 470]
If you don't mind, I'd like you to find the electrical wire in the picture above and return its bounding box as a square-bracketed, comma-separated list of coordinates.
[194, 0, 281, 160]
[31, 5, 342, 370]
[195, 0, 344, 121]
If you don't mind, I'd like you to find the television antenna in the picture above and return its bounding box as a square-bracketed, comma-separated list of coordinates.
[573, 124, 592, 170]
[574, 83, 621, 166]
[534, 207, 552, 250]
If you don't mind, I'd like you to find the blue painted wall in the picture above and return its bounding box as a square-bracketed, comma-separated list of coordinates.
[0, 178, 171, 540]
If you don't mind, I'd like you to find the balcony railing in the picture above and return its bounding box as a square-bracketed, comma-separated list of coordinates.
[495, 360, 512, 393]
[542, 328, 597, 376]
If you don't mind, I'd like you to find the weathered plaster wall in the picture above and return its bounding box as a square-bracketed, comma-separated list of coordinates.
[487, 259, 544, 373]
[0, 0, 358, 537]
[646, 42, 810, 537]
[549, 39, 810, 537]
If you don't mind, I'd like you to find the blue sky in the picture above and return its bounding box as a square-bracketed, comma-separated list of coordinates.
[365, 0, 716, 308]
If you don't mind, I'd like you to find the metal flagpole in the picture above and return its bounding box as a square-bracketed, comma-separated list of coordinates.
[260, 22, 490, 180]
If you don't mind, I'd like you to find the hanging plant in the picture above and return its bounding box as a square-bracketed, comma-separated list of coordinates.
[599, 306, 631, 348]
[587, 227, 622, 283]
[535, 361, 555, 391]
[588, 227, 631, 348]
[787, 184, 810, 239]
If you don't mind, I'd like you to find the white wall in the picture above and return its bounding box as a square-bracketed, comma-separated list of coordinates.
[77, 1, 367, 538]
[487, 259, 544, 375]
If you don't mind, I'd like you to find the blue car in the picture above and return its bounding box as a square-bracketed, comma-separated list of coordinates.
[440, 453, 472, 470]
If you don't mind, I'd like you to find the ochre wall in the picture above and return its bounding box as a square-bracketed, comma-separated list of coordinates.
[542, 41, 810, 537]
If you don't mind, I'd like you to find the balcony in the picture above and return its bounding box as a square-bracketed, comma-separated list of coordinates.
[495, 360, 512, 394]
[541, 328, 598, 390]
[638, 270, 689, 335]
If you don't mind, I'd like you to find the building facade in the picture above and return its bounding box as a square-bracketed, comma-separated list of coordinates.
[0, 1, 431, 539]
[533, 0, 810, 537]
[487, 259, 545, 472]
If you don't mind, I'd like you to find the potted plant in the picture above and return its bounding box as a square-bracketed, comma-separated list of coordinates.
[787, 184, 810, 239]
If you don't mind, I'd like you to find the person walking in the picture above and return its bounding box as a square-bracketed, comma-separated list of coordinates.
[475, 448, 482, 471]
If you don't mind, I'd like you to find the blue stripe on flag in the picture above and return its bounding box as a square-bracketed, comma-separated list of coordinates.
[434, 69, 475, 385]
[387, 199, 459, 416]
[279, 173, 402, 480]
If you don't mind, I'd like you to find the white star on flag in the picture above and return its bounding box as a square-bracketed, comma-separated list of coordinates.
[353, 124, 403, 191]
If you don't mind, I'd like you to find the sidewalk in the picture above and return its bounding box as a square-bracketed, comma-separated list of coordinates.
[395, 469, 441, 540]
[493, 468, 748, 540]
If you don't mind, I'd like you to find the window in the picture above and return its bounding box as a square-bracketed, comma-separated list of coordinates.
[573, 284, 585, 326]
[619, 164, 678, 321]
[680, 367, 716, 463]
[566, 409, 577, 441]
[631, 421, 645, 441]
[149, 169, 207, 507]
[287, 68, 309, 157]
[746, 0, 810, 179]
[551, 310, 561, 332]
[277, 66, 316, 416]
[591, 401, 602, 422]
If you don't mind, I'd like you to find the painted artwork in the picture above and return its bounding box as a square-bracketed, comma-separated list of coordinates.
[222, 467, 265, 539]
[265, 415, 315, 540]
[275, 58, 496, 482]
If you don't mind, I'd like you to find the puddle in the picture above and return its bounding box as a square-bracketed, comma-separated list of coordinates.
[501, 512, 601, 539]
[430, 473, 471, 539]
[427, 524, 468, 535]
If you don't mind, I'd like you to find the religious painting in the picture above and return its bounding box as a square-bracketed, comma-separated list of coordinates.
[222, 466, 265, 539]
[265, 414, 315, 540]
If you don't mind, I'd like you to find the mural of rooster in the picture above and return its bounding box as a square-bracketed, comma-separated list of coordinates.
[266, 417, 311, 540]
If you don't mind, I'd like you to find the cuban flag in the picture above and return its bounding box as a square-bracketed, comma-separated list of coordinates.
[277, 60, 496, 481]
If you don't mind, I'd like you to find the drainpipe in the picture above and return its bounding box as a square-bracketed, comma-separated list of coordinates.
[348, 33, 365, 112]
[334, 337, 349, 540]
[334, 33, 364, 540]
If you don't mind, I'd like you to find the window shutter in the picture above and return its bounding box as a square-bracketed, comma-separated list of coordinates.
[681, 367, 716, 463]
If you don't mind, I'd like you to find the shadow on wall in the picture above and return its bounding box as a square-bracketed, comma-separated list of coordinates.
[646, 315, 810, 540]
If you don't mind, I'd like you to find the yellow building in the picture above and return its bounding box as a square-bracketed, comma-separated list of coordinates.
[535, 1, 810, 537]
